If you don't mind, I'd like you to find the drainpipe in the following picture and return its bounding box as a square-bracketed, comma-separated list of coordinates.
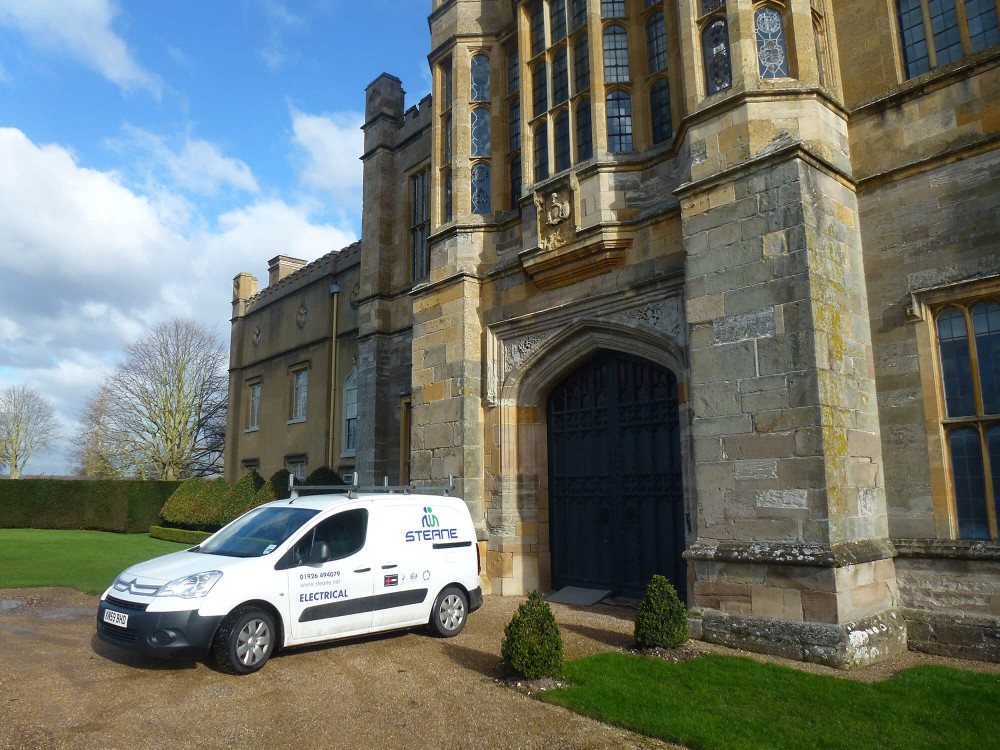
[326, 282, 341, 468]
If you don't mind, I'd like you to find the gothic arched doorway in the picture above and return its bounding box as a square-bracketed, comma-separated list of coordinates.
[547, 351, 685, 600]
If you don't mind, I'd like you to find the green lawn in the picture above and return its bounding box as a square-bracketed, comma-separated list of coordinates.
[0, 529, 189, 594]
[542, 652, 1000, 750]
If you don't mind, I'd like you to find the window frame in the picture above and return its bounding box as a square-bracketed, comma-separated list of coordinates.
[895, 0, 1000, 79]
[342, 367, 358, 458]
[289, 366, 309, 424]
[410, 168, 430, 281]
[246, 380, 261, 432]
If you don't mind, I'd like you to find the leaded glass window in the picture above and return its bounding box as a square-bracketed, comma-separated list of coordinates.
[471, 162, 491, 214]
[606, 90, 632, 152]
[552, 47, 570, 104]
[756, 7, 789, 78]
[533, 61, 548, 117]
[576, 98, 593, 161]
[651, 78, 672, 143]
[602, 0, 626, 18]
[551, 0, 568, 43]
[647, 11, 668, 73]
[530, 1, 546, 56]
[574, 34, 591, 92]
[534, 123, 549, 180]
[510, 156, 522, 207]
[572, 0, 588, 29]
[934, 299, 1000, 540]
[554, 111, 571, 172]
[897, 0, 931, 77]
[703, 18, 732, 94]
[507, 44, 520, 92]
[603, 25, 630, 83]
[701, 0, 725, 13]
[440, 60, 453, 111]
[966, 0, 1000, 51]
[930, 0, 963, 66]
[509, 99, 521, 151]
[411, 170, 429, 280]
[471, 54, 490, 101]
[471, 107, 491, 157]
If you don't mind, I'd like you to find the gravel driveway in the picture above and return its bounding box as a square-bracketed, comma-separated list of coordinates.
[0, 588, 678, 750]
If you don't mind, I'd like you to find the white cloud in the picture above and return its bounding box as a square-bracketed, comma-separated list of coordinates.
[290, 108, 364, 206]
[257, 0, 304, 72]
[117, 126, 261, 197]
[0, 0, 160, 96]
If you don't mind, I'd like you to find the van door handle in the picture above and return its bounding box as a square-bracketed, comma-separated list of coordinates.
[381, 564, 397, 569]
[354, 568, 371, 573]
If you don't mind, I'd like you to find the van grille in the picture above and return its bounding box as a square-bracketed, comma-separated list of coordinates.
[99, 622, 139, 643]
[105, 596, 149, 612]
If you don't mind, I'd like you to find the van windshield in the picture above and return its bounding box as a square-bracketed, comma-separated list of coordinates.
[197, 506, 320, 558]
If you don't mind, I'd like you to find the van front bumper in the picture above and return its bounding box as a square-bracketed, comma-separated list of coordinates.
[97, 597, 224, 659]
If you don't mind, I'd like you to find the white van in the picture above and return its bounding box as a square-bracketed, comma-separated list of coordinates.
[97, 484, 483, 674]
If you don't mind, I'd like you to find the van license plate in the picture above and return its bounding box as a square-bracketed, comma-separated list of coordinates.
[103, 609, 129, 628]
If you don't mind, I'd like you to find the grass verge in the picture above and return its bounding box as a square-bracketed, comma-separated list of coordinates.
[0, 529, 189, 594]
[542, 652, 1000, 750]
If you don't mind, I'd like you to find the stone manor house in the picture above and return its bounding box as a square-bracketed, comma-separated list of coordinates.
[225, 0, 1000, 667]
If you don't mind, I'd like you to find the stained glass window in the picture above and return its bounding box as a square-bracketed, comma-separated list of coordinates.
[647, 11, 668, 73]
[606, 90, 632, 152]
[703, 18, 732, 94]
[651, 78, 672, 143]
[755, 7, 789, 78]
[471, 162, 491, 214]
[471, 107, 491, 157]
[603, 25, 630, 83]
[576, 98, 593, 161]
[471, 54, 490, 101]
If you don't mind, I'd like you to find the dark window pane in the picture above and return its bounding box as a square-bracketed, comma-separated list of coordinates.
[896, 0, 931, 77]
[604, 25, 630, 83]
[928, 0, 963, 66]
[507, 44, 520, 92]
[533, 61, 548, 116]
[651, 78, 672, 143]
[701, 0, 726, 13]
[951, 427, 990, 539]
[574, 34, 591, 93]
[554, 111, 571, 171]
[973, 301, 1000, 414]
[553, 47, 569, 104]
[441, 60, 453, 110]
[646, 11, 667, 73]
[602, 0, 625, 18]
[989, 425, 1000, 534]
[606, 90, 632, 152]
[965, 0, 1000, 51]
[530, 2, 546, 56]
[572, 0, 588, 29]
[510, 156, 522, 207]
[551, 0, 567, 42]
[703, 18, 732, 94]
[576, 98, 593, 161]
[535, 123, 549, 180]
[509, 99, 521, 151]
[443, 115, 452, 164]
[444, 169, 452, 223]
[938, 308, 976, 417]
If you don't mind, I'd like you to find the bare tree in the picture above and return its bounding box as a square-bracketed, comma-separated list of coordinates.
[79, 319, 228, 480]
[0, 385, 61, 479]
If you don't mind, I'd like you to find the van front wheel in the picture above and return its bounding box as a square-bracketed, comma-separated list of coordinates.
[213, 606, 276, 675]
[429, 586, 468, 637]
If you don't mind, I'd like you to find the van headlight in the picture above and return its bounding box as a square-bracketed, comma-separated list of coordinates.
[155, 571, 223, 599]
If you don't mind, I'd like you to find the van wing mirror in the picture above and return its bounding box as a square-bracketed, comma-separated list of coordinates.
[304, 541, 331, 565]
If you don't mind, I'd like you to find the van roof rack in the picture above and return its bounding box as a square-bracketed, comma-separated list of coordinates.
[288, 474, 455, 501]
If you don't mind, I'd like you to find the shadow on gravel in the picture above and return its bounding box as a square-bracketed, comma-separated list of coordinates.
[443, 642, 503, 679]
[90, 634, 199, 671]
[559, 621, 634, 649]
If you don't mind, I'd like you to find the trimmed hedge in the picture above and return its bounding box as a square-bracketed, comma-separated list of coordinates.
[0, 479, 179, 533]
[216, 470, 265, 523]
[149, 525, 213, 544]
[159, 477, 206, 525]
[250, 469, 292, 507]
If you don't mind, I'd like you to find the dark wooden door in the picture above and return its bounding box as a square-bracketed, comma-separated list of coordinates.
[547, 352, 685, 599]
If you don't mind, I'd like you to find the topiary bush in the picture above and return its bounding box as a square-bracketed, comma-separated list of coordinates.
[160, 477, 206, 526]
[633, 574, 689, 649]
[183, 476, 230, 530]
[299, 466, 345, 495]
[250, 469, 292, 508]
[216, 470, 265, 525]
[500, 590, 565, 679]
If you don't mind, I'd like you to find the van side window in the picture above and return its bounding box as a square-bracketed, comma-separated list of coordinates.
[294, 509, 368, 563]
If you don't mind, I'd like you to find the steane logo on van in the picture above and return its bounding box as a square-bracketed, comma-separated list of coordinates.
[406, 506, 458, 543]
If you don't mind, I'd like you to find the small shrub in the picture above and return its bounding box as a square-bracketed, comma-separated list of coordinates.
[634, 574, 689, 649]
[160, 477, 206, 525]
[501, 590, 564, 679]
[216, 470, 265, 525]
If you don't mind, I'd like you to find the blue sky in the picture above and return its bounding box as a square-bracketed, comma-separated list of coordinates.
[0, 0, 432, 475]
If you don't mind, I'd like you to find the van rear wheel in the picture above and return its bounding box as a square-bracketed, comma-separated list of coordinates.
[213, 606, 275, 675]
[429, 586, 468, 637]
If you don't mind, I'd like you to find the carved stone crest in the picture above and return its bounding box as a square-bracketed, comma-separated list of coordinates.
[535, 189, 574, 251]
